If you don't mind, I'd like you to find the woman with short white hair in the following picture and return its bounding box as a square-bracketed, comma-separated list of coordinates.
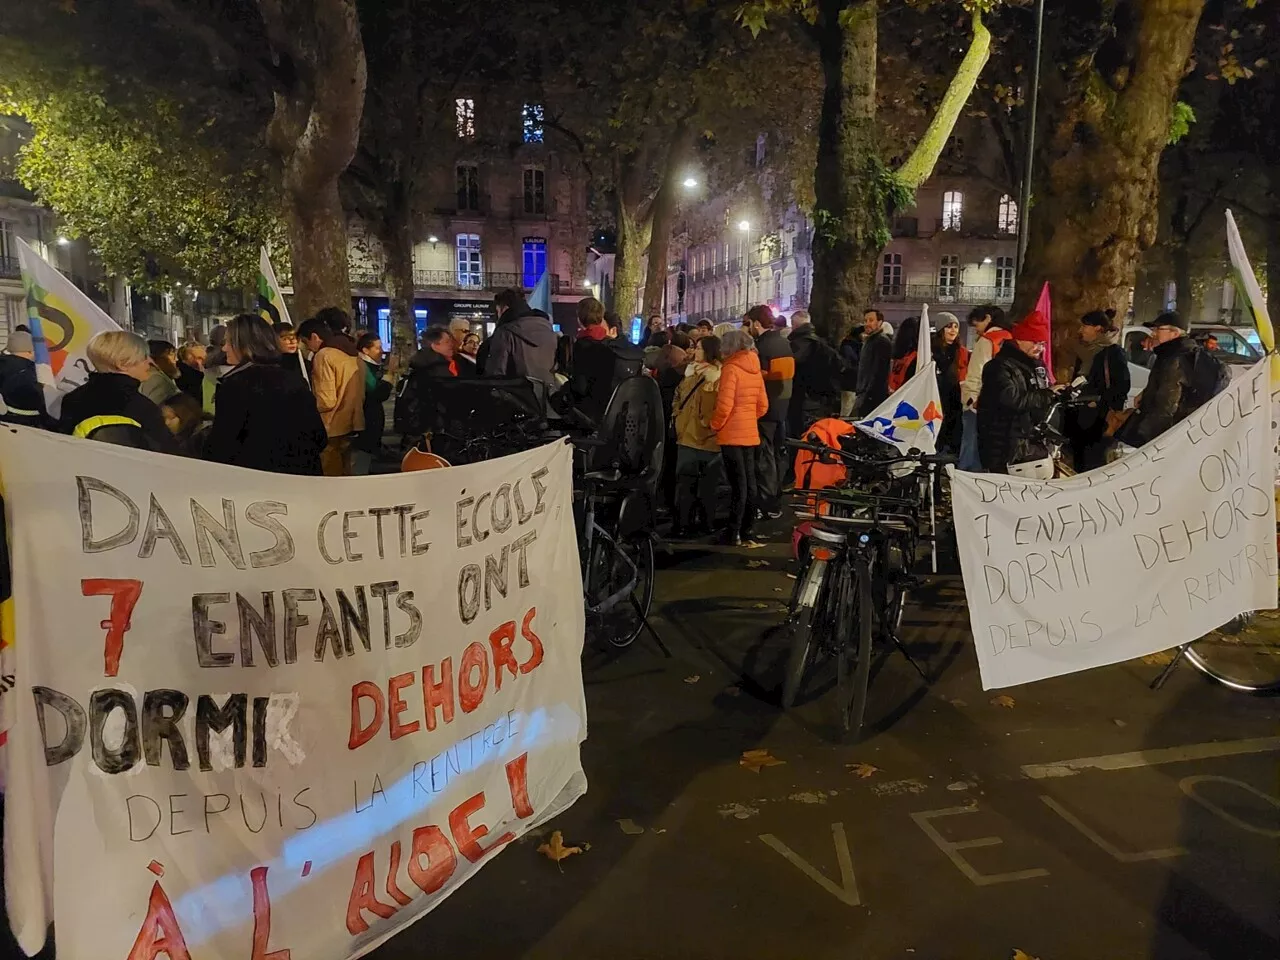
[57, 330, 178, 451]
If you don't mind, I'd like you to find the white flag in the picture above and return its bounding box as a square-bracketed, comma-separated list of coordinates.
[855, 304, 943, 455]
[16, 237, 122, 415]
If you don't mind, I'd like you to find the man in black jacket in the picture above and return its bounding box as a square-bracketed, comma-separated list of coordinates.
[481, 288, 557, 387]
[352, 332, 396, 474]
[567, 297, 644, 426]
[0, 331, 52, 429]
[1119, 311, 1224, 447]
[976, 312, 1054, 473]
[854, 309, 892, 416]
[838, 324, 863, 417]
[746, 305, 794, 518]
[788, 311, 842, 439]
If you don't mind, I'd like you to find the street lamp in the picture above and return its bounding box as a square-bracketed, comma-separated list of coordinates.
[683, 176, 699, 189]
[582, 278, 593, 288]
[57, 236, 70, 246]
[737, 220, 751, 311]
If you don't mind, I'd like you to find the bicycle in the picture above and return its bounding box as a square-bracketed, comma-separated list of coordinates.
[781, 437, 952, 739]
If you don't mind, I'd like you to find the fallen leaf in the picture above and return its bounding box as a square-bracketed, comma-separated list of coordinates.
[746, 559, 769, 569]
[740, 748, 785, 773]
[537, 831, 583, 863]
[1011, 951, 1041, 960]
[990, 695, 1016, 708]
[684, 675, 700, 684]
[947, 698, 968, 708]
[1142, 650, 1175, 665]
[751, 602, 770, 609]
[616, 818, 644, 836]
[847, 762, 879, 778]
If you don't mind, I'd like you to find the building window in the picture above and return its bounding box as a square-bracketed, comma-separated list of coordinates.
[881, 253, 903, 295]
[711, 288, 718, 312]
[998, 195, 1019, 234]
[522, 167, 546, 214]
[938, 255, 960, 297]
[0, 220, 14, 263]
[995, 256, 1015, 295]
[774, 271, 782, 303]
[522, 237, 547, 290]
[455, 98, 475, 138]
[1164, 281, 1177, 312]
[456, 234, 482, 288]
[456, 164, 480, 211]
[798, 267, 808, 302]
[941, 191, 964, 231]
[522, 103, 544, 143]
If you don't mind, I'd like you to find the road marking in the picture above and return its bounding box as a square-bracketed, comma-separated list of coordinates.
[910, 805, 1050, 886]
[1020, 736, 1280, 780]
[1179, 776, 1280, 838]
[1040, 797, 1186, 861]
[759, 822, 861, 906]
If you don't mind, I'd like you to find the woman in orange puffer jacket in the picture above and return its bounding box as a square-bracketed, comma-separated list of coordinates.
[710, 330, 769, 545]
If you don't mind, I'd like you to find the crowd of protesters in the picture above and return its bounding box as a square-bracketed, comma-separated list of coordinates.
[0, 282, 1229, 544]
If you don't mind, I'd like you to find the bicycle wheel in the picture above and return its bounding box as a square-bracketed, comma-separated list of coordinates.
[587, 532, 655, 649]
[781, 558, 828, 708]
[834, 558, 874, 739]
[1184, 612, 1280, 694]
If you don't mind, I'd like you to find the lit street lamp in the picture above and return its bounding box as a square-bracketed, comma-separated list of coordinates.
[683, 177, 699, 189]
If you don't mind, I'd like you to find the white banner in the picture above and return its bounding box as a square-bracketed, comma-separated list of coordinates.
[951, 362, 1277, 690]
[15, 237, 122, 415]
[0, 431, 586, 959]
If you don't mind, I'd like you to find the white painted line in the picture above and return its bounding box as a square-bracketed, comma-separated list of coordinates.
[1021, 737, 1280, 780]
[759, 822, 861, 906]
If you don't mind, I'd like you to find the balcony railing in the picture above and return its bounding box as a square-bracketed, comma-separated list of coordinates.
[410, 269, 569, 293]
[0, 256, 20, 281]
[876, 283, 1015, 305]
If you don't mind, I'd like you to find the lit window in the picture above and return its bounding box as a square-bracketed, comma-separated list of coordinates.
[998, 195, 1019, 234]
[941, 191, 964, 231]
[522, 167, 546, 214]
[522, 104, 544, 143]
[456, 164, 480, 211]
[455, 98, 475, 139]
[456, 234, 482, 288]
[881, 253, 903, 296]
[995, 256, 1015, 295]
[522, 237, 547, 290]
[938, 254, 960, 298]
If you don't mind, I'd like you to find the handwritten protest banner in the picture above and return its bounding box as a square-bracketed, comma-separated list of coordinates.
[951, 362, 1278, 690]
[0, 429, 586, 960]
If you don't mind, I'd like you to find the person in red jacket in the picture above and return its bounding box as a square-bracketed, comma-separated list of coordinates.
[710, 330, 769, 545]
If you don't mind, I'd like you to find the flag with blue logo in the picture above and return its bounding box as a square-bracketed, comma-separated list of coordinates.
[528, 271, 552, 317]
[855, 303, 944, 455]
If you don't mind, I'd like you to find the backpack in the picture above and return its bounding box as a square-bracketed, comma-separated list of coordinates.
[1181, 346, 1231, 413]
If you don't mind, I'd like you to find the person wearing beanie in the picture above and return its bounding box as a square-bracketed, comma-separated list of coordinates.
[1118, 309, 1226, 447]
[975, 310, 1054, 473]
[932, 313, 969, 454]
[1067, 309, 1130, 471]
[958, 304, 1011, 470]
[0, 330, 53, 429]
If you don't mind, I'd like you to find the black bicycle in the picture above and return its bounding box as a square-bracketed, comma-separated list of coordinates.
[781, 437, 950, 739]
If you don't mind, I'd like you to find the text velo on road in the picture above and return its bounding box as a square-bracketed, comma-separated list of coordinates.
[950, 361, 1278, 690]
[0, 428, 587, 960]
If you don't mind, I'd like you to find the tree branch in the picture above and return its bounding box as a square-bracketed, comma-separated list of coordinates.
[134, 0, 284, 92]
[896, 9, 992, 189]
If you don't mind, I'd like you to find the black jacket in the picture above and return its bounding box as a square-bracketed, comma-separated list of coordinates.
[568, 335, 644, 426]
[1071, 343, 1130, 429]
[175, 362, 204, 404]
[0, 353, 52, 429]
[976, 340, 1054, 473]
[276, 351, 310, 387]
[396, 348, 457, 436]
[204, 361, 326, 475]
[855, 328, 892, 415]
[482, 308, 558, 386]
[58, 372, 178, 453]
[354, 357, 393, 455]
[754, 328, 794, 423]
[1123, 336, 1197, 446]
[789, 324, 841, 436]
[839, 332, 862, 391]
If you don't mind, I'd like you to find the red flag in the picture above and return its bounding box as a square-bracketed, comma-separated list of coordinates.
[1035, 281, 1055, 384]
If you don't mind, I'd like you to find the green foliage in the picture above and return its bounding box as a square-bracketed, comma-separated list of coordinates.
[0, 33, 279, 292]
[1167, 101, 1197, 144]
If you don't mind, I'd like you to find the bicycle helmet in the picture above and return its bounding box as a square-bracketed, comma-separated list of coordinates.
[1008, 455, 1054, 480]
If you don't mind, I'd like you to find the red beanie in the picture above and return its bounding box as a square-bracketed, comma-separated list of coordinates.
[1011, 310, 1050, 342]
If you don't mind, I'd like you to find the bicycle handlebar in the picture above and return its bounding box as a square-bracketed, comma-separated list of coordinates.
[785, 436, 956, 469]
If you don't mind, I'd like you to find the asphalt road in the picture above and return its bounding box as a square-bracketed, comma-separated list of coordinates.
[368, 524, 1280, 960]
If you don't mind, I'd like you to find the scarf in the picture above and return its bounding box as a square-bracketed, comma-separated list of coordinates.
[578, 323, 608, 341]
